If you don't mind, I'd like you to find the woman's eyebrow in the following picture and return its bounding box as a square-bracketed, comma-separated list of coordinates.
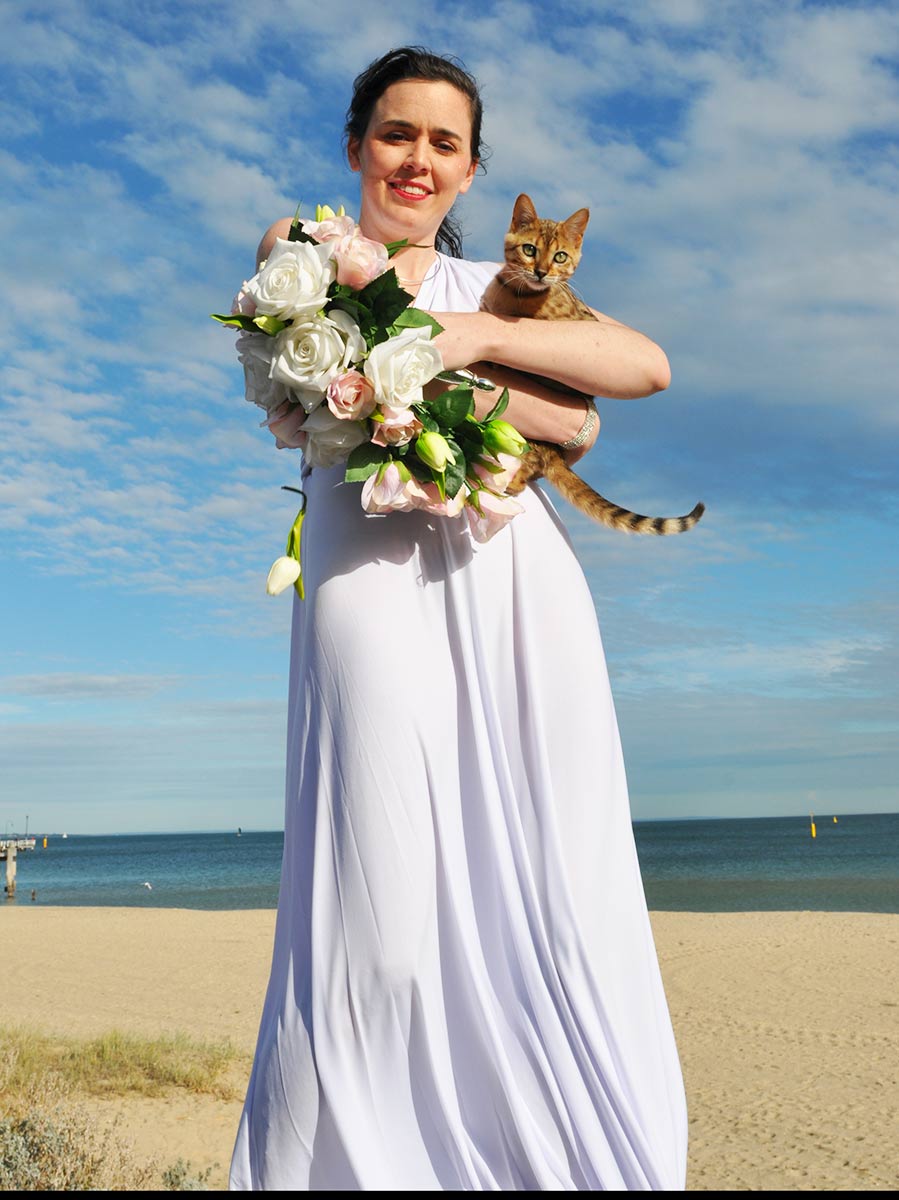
[378, 118, 462, 141]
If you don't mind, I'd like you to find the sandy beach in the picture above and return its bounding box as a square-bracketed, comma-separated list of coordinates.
[0, 907, 895, 1190]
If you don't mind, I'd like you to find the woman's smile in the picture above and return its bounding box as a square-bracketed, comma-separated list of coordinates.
[388, 181, 433, 201]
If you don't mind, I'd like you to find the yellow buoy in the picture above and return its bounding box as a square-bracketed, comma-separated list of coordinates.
[810, 812, 817, 839]
[833, 816, 838, 823]
[42, 837, 47, 848]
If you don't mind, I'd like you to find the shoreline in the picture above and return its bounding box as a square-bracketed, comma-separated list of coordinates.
[1, 908, 896, 1190]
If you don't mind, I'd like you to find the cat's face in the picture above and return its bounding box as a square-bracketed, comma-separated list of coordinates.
[503, 194, 589, 292]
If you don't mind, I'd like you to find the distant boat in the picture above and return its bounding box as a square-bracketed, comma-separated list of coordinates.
[237, 827, 242, 837]
[62, 833, 68, 839]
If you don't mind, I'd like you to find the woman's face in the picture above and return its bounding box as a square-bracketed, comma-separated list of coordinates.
[348, 79, 477, 245]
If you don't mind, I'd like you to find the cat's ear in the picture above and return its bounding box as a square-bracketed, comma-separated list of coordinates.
[511, 193, 538, 230]
[562, 208, 590, 241]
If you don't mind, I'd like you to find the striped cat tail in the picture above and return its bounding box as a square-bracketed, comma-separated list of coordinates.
[537, 446, 705, 535]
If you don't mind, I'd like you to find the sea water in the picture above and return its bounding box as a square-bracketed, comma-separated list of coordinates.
[4, 813, 897, 913]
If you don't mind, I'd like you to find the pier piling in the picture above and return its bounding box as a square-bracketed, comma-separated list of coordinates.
[4, 843, 16, 899]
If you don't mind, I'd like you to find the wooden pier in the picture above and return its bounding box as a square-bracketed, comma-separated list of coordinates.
[1, 838, 36, 899]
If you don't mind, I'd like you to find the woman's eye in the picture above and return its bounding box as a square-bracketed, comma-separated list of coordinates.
[553, 251, 569, 263]
[522, 244, 537, 258]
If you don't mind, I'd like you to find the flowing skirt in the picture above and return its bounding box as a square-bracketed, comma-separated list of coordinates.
[230, 465, 687, 1190]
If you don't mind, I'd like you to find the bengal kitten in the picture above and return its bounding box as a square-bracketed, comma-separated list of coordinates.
[481, 193, 704, 535]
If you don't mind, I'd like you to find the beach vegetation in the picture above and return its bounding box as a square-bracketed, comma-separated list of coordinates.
[0, 1027, 245, 1189]
[0, 1025, 245, 1100]
[0, 1068, 213, 1190]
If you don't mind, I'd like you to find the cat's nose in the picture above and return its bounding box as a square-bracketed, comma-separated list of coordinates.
[534, 268, 546, 280]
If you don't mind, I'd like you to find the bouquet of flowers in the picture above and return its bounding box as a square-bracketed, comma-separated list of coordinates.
[212, 205, 530, 597]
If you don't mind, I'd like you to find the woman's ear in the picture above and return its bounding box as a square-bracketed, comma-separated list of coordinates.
[347, 136, 361, 173]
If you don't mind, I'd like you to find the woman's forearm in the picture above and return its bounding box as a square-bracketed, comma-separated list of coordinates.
[433, 363, 600, 463]
[433, 310, 671, 400]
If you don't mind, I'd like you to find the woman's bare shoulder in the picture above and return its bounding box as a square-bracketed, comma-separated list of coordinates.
[256, 218, 294, 267]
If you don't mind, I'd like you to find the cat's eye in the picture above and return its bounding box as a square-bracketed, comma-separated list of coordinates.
[553, 251, 569, 263]
[521, 244, 537, 258]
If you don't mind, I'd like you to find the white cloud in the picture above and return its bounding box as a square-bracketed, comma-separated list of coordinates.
[1, 672, 181, 698]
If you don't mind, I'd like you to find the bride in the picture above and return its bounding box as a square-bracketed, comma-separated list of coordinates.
[230, 46, 687, 1191]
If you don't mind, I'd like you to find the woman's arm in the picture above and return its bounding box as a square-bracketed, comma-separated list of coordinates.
[431, 309, 671, 400]
[256, 218, 294, 268]
[459, 365, 599, 464]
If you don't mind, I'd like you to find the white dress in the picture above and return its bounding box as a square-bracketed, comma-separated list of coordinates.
[230, 255, 688, 1191]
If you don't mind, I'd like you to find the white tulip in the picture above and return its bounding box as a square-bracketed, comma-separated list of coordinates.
[266, 556, 301, 596]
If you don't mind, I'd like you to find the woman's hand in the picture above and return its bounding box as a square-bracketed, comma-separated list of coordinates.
[429, 312, 490, 373]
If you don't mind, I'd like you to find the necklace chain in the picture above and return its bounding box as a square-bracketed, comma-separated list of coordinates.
[397, 255, 440, 287]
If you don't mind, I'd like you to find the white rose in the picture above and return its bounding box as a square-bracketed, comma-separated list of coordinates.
[236, 330, 289, 414]
[300, 404, 368, 469]
[246, 237, 336, 320]
[270, 309, 366, 413]
[363, 327, 444, 409]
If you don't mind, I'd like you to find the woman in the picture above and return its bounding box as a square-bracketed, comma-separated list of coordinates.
[230, 47, 687, 1191]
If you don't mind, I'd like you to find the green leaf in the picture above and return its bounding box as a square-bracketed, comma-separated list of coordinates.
[328, 295, 371, 327]
[385, 239, 409, 257]
[358, 268, 414, 333]
[253, 315, 288, 336]
[344, 442, 389, 482]
[483, 386, 510, 422]
[455, 423, 484, 452]
[391, 308, 445, 337]
[443, 438, 467, 499]
[210, 312, 258, 331]
[405, 456, 432, 483]
[412, 406, 439, 434]
[426, 386, 474, 429]
[287, 206, 318, 244]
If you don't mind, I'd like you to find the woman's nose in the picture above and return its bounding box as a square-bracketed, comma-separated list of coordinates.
[403, 138, 430, 171]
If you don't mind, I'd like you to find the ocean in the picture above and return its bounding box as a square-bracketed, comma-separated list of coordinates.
[3, 813, 897, 913]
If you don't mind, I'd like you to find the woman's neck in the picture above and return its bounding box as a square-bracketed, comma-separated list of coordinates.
[357, 206, 441, 287]
[389, 244, 439, 292]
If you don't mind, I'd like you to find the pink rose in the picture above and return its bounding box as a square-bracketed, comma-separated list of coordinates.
[370, 404, 423, 448]
[301, 215, 357, 243]
[301, 217, 389, 290]
[361, 463, 429, 514]
[411, 480, 467, 519]
[265, 400, 307, 449]
[231, 283, 257, 317]
[326, 370, 377, 421]
[470, 451, 524, 496]
[332, 232, 390, 290]
[465, 490, 524, 542]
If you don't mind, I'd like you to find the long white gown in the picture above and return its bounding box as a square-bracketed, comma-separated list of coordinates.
[229, 255, 688, 1191]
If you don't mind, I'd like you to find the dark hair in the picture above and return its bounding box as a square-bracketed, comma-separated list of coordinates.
[345, 46, 488, 259]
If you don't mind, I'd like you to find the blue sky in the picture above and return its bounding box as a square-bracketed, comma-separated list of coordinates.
[1, 0, 897, 834]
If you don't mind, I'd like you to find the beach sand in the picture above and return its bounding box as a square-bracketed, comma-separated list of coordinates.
[0, 907, 895, 1190]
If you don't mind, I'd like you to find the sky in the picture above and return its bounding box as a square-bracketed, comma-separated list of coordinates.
[1, 0, 897, 834]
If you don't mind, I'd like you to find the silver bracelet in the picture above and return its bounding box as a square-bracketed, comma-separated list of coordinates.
[560, 399, 598, 449]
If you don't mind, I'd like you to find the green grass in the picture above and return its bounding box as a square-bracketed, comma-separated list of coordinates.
[0, 1029, 239, 1189]
[0, 1026, 246, 1100]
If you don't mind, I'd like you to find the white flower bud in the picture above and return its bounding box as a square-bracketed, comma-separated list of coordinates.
[266, 556, 301, 596]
